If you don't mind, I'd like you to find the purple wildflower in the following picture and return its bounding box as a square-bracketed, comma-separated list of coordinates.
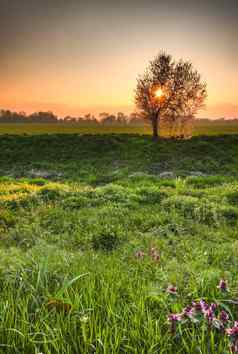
[168, 313, 181, 334]
[149, 247, 157, 256]
[202, 303, 217, 326]
[168, 314, 181, 322]
[135, 251, 145, 258]
[217, 279, 228, 292]
[152, 254, 160, 262]
[227, 327, 238, 336]
[200, 299, 209, 312]
[149, 247, 160, 262]
[219, 310, 229, 323]
[210, 303, 217, 312]
[226, 324, 238, 337]
[205, 307, 215, 324]
[166, 285, 177, 295]
[181, 305, 193, 319]
[192, 301, 203, 313]
[230, 341, 238, 353]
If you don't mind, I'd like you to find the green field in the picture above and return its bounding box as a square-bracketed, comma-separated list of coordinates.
[0, 120, 238, 136]
[1, 133, 238, 353]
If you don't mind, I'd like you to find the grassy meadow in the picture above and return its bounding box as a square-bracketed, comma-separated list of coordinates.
[0, 119, 238, 136]
[1, 131, 238, 353]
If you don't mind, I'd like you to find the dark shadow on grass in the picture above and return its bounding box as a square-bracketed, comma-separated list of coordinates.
[0, 134, 237, 184]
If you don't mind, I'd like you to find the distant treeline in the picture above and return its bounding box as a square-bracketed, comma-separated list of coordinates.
[0, 109, 237, 126]
[0, 109, 147, 126]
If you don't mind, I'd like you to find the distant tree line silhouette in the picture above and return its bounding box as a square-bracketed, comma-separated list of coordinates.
[0, 109, 237, 138]
[0, 109, 147, 126]
[0, 110, 58, 124]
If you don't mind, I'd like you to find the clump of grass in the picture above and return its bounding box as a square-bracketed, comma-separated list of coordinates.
[226, 190, 238, 206]
[162, 194, 238, 226]
[91, 224, 125, 251]
[0, 209, 16, 228]
[135, 185, 168, 204]
[23, 177, 48, 186]
[186, 175, 233, 188]
[37, 185, 64, 201]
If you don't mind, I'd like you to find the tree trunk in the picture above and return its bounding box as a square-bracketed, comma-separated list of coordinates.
[152, 114, 159, 140]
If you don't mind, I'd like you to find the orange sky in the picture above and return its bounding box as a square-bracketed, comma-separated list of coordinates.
[1, 0, 238, 118]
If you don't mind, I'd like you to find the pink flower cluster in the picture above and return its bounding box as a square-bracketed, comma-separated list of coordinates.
[168, 299, 224, 330]
[135, 251, 145, 258]
[167, 279, 238, 352]
[226, 322, 238, 353]
[135, 247, 160, 262]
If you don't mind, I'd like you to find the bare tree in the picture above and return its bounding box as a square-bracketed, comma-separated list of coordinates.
[135, 52, 207, 139]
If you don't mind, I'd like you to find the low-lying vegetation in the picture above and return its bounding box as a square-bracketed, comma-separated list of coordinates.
[1, 120, 238, 136]
[0, 134, 238, 353]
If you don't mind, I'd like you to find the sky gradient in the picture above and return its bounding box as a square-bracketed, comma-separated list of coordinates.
[1, 0, 238, 118]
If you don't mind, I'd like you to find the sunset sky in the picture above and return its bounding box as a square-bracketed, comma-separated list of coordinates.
[1, 0, 238, 118]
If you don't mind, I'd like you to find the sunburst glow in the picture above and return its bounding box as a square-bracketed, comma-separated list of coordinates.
[155, 88, 163, 98]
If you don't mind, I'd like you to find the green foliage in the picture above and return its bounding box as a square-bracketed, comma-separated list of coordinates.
[135, 52, 207, 138]
[0, 209, 16, 230]
[186, 175, 233, 188]
[226, 190, 238, 206]
[25, 177, 48, 186]
[0, 120, 238, 136]
[91, 224, 125, 251]
[219, 205, 238, 225]
[0, 133, 238, 352]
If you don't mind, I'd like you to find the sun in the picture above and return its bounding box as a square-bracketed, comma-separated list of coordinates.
[155, 88, 163, 98]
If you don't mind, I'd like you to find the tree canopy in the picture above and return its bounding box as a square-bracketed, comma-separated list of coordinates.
[135, 52, 207, 139]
